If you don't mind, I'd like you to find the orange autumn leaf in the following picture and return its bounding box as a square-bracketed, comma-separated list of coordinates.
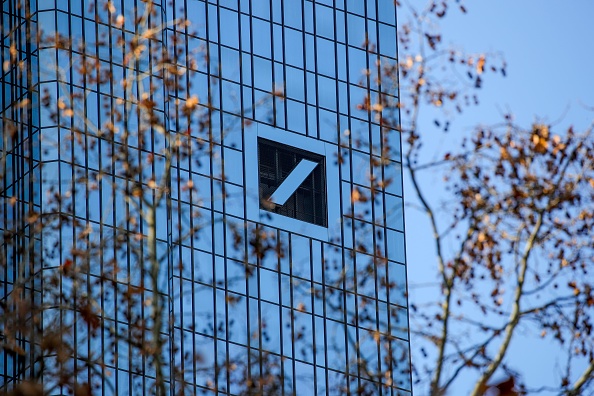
[476, 55, 486, 75]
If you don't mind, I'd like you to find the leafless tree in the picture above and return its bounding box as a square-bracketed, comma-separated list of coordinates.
[374, 1, 594, 395]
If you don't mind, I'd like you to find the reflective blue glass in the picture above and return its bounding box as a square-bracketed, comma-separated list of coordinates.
[1, 0, 409, 393]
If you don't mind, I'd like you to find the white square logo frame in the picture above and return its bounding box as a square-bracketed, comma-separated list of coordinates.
[244, 123, 340, 241]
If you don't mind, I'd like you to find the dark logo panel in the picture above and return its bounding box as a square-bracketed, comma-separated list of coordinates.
[258, 138, 327, 227]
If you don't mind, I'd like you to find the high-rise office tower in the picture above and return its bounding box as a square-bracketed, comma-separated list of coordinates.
[1, 0, 410, 394]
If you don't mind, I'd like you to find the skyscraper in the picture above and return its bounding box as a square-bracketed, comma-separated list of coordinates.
[1, 0, 410, 394]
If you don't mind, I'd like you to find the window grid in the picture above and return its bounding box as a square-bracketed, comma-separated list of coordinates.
[1, 0, 410, 394]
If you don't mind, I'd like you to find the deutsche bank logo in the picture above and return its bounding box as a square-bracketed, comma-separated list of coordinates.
[245, 124, 340, 240]
[258, 138, 327, 227]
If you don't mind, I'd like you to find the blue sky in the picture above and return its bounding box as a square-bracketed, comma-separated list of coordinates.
[404, 1, 594, 394]
[438, 1, 594, 128]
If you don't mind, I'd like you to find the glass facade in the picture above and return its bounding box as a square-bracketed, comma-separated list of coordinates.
[1, 0, 410, 394]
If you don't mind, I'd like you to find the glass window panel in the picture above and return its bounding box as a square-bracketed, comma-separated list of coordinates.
[219, 8, 239, 48]
[387, 260, 407, 308]
[195, 208, 214, 252]
[346, 0, 365, 16]
[353, 185, 372, 220]
[317, 75, 336, 110]
[240, 13, 251, 51]
[335, 10, 346, 44]
[379, 23, 397, 57]
[253, 56, 272, 91]
[392, 338, 412, 390]
[241, 52, 252, 86]
[38, 0, 55, 11]
[222, 112, 243, 149]
[290, 234, 311, 278]
[221, 46, 240, 82]
[39, 80, 58, 126]
[274, 58, 284, 87]
[286, 99, 306, 134]
[314, 315, 326, 364]
[214, 254, 226, 288]
[351, 149, 370, 187]
[221, 80, 240, 111]
[284, 27, 304, 68]
[347, 13, 365, 46]
[311, 240, 323, 283]
[303, 0, 314, 34]
[384, 193, 403, 231]
[305, 33, 316, 72]
[336, 82, 348, 116]
[70, 14, 82, 37]
[254, 89, 273, 123]
[294, 310, 314, 362]
[348, 46, 368, 84]
[295, 361, 315, 394]
[223, 200, 244, 243]
[324, 288, 344, 323]
[240, 0, 250, 13]
[377, 1, 396, 25]
[292, 278, 311, 313]
[273, 24, 283, 62]
[384, 160, 403, 196]
[281, 274, 292, 306]
[261, 301, 281, 354]
[351, 116, 371, 150]
[307, 104, 318, 139]
[252, 17, 271, 58]
[285, 66, 305, 101]
[219, 0, 238, 10]
[319, 109, 338, 143]
[207, 4, 219, 42]
[275, 95, 286, 129]
[38, 11, 56, 42]
[40, 127, 59, 161]
[359, 294, 378, 330]
[283, 0, 302, 30]
[281, 306, 293, 358]
[372, 189, 385, 227]
[306, 71, 316, 105]
[316, 37, 335, 77]
[342, 216, 354, 251]
[248, 297, 260, 347]
[386, 229, 404, 264]
[223, 147, 244, 183]
[377, 300, 389, 333]
[344, 291, 357, 325]
[195, 285, 216, 335]
[243, 85, 254, 118]
[272, 0, 282, 23]
[315, 4, 334, 40]
[193, 173, 212, 208]
[214, 218, 226, 257]
[251, 1, 270, 20]
[336, 43, 348, 82]
[367, 19, 378, 48]
[367, 0, 377, 20]
[389, 305, 409, 340]
[326, 319, 346, 371]
[259, 268, 279, 303]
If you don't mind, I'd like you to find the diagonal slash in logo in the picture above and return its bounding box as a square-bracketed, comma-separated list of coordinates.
[268, 159, 318, 205]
